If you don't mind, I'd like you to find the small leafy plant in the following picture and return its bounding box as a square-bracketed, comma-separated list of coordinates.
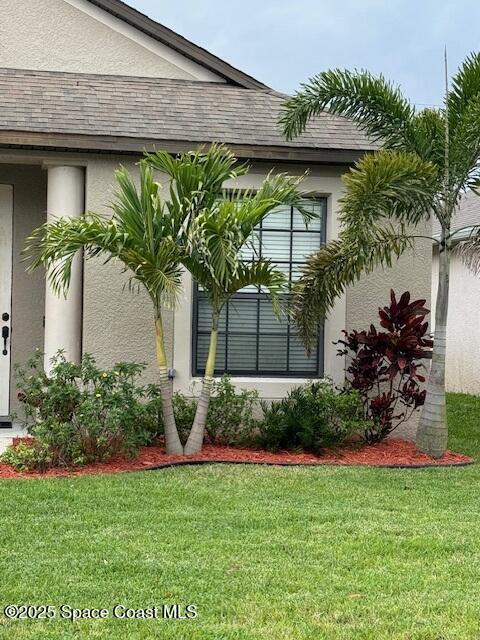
[1, 441, 52, 473]
[7, 350, 160, 470]
[257, 379, 368, 454]
[337, 290, 433, 442]
[206, 376, 259, 446]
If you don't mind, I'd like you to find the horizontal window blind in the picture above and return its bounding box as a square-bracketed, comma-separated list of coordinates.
[193, 199, 326, 377]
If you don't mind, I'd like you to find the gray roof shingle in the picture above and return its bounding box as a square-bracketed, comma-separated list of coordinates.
[0, 68, 378, 156]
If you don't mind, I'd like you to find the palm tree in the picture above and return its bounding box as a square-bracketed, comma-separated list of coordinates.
[25, 161, 188, 454]
[147, 146, 305, 454]
[280, 53, 480, 458]
[179, 173, 304, 454]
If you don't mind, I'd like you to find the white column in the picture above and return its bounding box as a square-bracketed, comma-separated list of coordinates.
[44, 166, 84, 372]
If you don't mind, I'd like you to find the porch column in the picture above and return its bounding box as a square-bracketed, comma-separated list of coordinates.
[44, 166, 84, 372]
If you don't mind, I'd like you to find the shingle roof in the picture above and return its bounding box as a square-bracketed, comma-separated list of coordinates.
[432, 190, 480, 238]
[0, 68, 378, 160]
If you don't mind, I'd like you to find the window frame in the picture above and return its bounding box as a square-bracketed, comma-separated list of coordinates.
[191, 197, 327, 378]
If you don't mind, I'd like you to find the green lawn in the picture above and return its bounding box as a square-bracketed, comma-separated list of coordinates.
[1, 394, 480, 639]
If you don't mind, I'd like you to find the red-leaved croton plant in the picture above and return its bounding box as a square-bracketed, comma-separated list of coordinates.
[337, 290, 433, 443]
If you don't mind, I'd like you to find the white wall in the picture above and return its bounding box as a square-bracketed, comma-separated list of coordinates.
[432, 247, 480, 394]
[0, 0, 224, 81]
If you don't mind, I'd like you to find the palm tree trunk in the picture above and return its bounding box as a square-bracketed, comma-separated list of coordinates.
[416, 231, 450, 458]
[184, 314, 219, 455]
[155, 311, 183, 455]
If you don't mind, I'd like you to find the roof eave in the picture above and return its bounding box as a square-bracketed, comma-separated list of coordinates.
[86, 0, 269, 90]
[0, 131, 372, 164]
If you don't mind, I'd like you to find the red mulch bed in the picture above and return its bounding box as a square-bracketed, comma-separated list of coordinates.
[0, 438, 473, 478]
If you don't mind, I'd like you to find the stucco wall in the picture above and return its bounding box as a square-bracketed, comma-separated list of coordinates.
[82, 156, 174, 384]
[82, 160, 349, 395]
[84, 159, 433, 407]
[432, 248, 480, 395]
[346, 223, 432, 438]
[0, 0, 223, 81]
[0, 151, 433, 417]
[0, 165, 47, 411]
[346, 226, 432, 333]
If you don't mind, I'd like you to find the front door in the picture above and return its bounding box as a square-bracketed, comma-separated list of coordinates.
[0, 185, 13, 419]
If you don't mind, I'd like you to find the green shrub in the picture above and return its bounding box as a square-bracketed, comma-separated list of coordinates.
[12, 350, 160, 469]
[206, 375, 259, 446]
[30, 418, 87, 467]
[147, 375, 259, 447]
[1, 441, 52, 473]
[257, 380, 369, 454]
[173, 392, 197, 442]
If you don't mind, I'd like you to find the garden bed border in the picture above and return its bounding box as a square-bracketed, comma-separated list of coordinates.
[143, 459, 475, 472]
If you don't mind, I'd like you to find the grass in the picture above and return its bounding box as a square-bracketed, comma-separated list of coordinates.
[0, 394, 480, 639]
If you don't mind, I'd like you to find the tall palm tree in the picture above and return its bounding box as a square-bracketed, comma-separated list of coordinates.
[179, 173, 304, 455]
[280, 53, 480, 458]
[25, 161, 188, 454]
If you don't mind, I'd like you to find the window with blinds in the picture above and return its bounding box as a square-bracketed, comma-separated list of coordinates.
[192, 198, 326, 377]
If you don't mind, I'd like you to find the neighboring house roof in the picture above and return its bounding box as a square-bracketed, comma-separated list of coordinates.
[87, 0, 268, 90]
[0, 68, 378, 162]
[432, 190, 480, 241]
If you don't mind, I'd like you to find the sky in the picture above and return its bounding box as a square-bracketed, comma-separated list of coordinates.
[129, 0, 480, 108]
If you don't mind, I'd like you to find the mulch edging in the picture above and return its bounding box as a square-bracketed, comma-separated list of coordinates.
[0, 439, 473, 478]
[145, 459, 475, 471]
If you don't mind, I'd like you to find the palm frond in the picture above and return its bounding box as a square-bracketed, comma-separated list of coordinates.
[239, 171, 311, 229]
[449, 95, 480, 193]
[181, 256, 213, 291]
[25, 215, 119, 295]
[448, 52, 480, 128]
[280, 69, 415, 147]
[340, 150, 439, 232]
[292, 227, 414, 354]
[121, 240, 184, 309]
[456, 230, 480, 274]
[183, 169, 305, 291]
[145, 143, 248, 217]
[410, 108, 446, 167]
[185, 201, 243, 288]
[227, 261, 288, 316]
[112, 165, 151, 245]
